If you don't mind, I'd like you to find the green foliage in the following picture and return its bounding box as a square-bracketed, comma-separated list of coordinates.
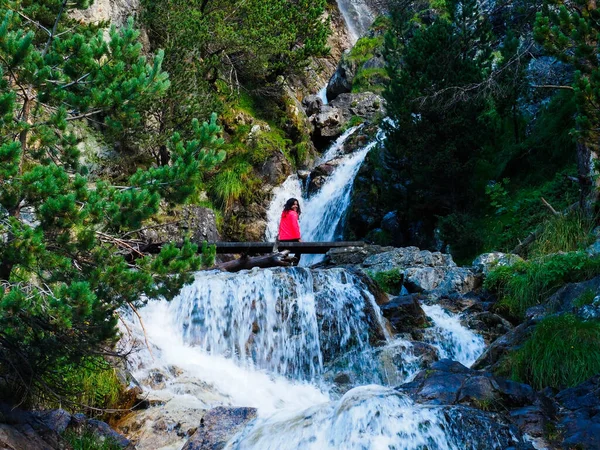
[484, 252, 600, 317]
[509, 314, 600, 390]
[63, 430, 123, 450]
[530, 211, 596, 257]
[50, 357, 122, 413]
[210, 163, 251, 210]
[573, 289, 597, 307]
[0, 0, 224, 405]
[368, 269, 404, 295]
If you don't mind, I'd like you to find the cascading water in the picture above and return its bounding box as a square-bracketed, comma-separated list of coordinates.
[336, 0, 377, 44]
[121, 2, 496, 448]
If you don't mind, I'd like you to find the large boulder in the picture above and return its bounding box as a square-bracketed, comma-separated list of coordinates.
[330, 92, 386, 122]
[182, 407, 257, 450]
[472, 252, 523, 275]
[400, 359, 538, 411]
[326, 56, 358, 101]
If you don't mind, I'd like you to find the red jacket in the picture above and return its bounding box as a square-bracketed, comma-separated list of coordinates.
[278, 210, 301, 240]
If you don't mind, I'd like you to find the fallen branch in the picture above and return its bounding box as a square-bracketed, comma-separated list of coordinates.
[127, 301, 154, 362]
[541, 197, 560, 216]
[216, 251, 296, 272]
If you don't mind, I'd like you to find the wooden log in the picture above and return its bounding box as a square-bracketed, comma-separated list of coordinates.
[215, 251, 296, 273]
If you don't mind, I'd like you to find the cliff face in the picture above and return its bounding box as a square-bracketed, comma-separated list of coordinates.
[70, 0, 141, 26]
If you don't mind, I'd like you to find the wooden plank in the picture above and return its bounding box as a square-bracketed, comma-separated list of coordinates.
[210, 241, 365, 255]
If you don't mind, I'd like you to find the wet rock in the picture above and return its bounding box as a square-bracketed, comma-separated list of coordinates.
[465, 311, 514, 344]
[543, 276, 600, 316]
[362, 246, 456, 273]
[472, 252, 523, 275]
[555, 375, 600, 450]
[510, 406, 550, 439]
[326, 56, 358, 101]
[380, 294, 429, 333]
[380, 211, 401, 235]
[0, 423, 59, 450]
[471, 321, 532, 372]
[182, 407, 257, 450]
[400, 359, 537, 412]
[443, 406, 534, 449]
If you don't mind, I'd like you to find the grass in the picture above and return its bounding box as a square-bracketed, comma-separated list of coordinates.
[63, 430, 123, 450]
[530, 211, 596, 257]
[368, 268, 404, 295]
[484, 252, 600, 317]
[509, 313, 600, 390]
[573, 288, 598, 307]
[209, 161, 252, 210]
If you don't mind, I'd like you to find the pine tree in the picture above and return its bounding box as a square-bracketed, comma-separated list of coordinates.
[0, 0, 224, 403]
[535, 0, 600, 210]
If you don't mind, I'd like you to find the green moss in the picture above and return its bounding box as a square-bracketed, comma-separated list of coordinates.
[347, 36, 382, 64]
[368, 268, 404, 295]
[484, 252, 600, 317]
[509, 314, 600, 390]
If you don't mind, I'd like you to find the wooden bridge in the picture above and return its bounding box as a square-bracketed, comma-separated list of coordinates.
[210, 241, 366, 255]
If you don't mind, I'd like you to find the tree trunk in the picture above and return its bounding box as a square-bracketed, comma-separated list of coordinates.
[215, 251, 296, 272]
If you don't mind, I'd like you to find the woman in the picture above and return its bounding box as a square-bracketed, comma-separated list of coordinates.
[278, 198, 302, 242]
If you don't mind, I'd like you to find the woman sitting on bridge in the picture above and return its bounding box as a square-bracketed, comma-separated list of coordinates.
[278, 198, 302, 264]
[278, 198, 302, 242]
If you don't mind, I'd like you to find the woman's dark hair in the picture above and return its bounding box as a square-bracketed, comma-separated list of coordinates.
[283, 198, 301, 215]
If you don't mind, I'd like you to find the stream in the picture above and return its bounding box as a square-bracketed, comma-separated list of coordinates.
[120, 3, 493, 449]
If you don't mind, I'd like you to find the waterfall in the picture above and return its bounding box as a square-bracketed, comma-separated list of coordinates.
[335, 0, 377, 44]
[421, 304, 486, 367]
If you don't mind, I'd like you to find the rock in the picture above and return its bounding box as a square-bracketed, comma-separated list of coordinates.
[543, 276, 600, 316]
[141, 205, 220, 245]
[443, 406, 534, 450]
[510, 406, 552, 439]
[472, 252, 523, 275]
[302, 94, 323, 116]
[555, 375, 600, 450]
[0, 423, 58, 450]
[465, 311, 514, 344]
[380, 211, 401, 235]
[363, 247, 456, 273]
[400, 359, 537, 412]
[330, 92, 387, 122]
[326, 56, 358, 101]
[34, 409, 71, 434]
[259, 151, 292, 185]
[182, 407, 257, 450]
[87, 419, 132, 448]
[70, 0, 140, 27]
[380, 294, 429, 333]
[325, 244, 394, 266]
[472, 321, 532, 371]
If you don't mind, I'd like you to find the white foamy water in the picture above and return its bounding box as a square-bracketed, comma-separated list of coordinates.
[336, 0, 376, 43]
[225, 386, 454, 450]
[421, 304, 486, 367]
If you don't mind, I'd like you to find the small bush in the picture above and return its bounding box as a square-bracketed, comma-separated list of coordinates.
[510, 314, 600, 390]
[63, 430, 123, 450]
[531, 211, 595, 257]
[484, 252, 600, 317]
[369, 268, 404, 295]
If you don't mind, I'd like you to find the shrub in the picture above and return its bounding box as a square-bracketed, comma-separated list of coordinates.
[63, 429, 123, 450]
[368, 268, 404, 295]
[510, 314, 600, 390]
[530, 211, 595, 257]
[484, 252, 600, 317]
